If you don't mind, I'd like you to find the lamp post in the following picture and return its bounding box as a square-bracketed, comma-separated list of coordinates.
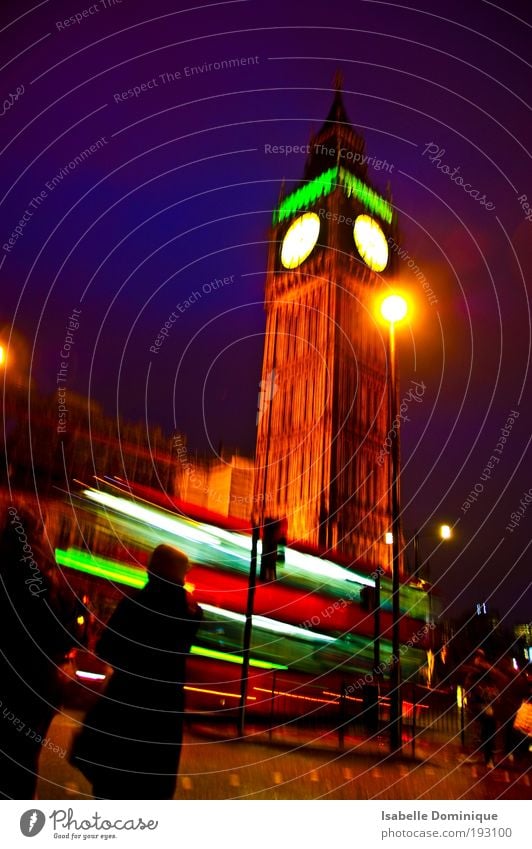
[413, 524, 452, 580]
[412, 523, 452, 651]
[380, 293, 408, 754]
[238, 521, 260, 736]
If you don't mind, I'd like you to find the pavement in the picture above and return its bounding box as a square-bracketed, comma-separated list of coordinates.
[35, 710, 532, 800]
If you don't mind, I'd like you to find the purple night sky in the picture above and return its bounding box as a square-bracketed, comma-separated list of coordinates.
[1, 0, 531, 625]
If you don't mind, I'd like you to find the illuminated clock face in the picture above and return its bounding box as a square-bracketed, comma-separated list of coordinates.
[353, 214, 389, 272]
[280, 212, 321, 269]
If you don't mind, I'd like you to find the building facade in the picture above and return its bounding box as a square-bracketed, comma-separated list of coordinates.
[254, 81, 398, 570]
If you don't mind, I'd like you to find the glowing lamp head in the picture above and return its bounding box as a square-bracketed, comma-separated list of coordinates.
[385, 532, 393, 545]
[0, 345, 5, 366]
[440, 524, 452, 540]
[380, 294, 408, 324]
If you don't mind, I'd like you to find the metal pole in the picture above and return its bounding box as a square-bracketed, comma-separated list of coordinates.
[413, 529, 419, 579]
[238, 523, 259, 736]
[373, 569, 381, 672]
[411, 682, 417, 759]
[339, 682, 346, 750]
[269, 669, 277, 743]
[389, 321, 402, 753]
[460, 690, 465, 748]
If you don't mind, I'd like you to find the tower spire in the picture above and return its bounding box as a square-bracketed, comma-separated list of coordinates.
[333, 68, 344, 93]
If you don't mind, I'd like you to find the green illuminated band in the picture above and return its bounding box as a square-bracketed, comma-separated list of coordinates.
[273, 166, 393, 226]
[56, 547, 147, 589]
[190, 645, 287, 670]
[339, 169, 393, 224]
[56, 548, 287, 670]
[274, 167, 338, 226]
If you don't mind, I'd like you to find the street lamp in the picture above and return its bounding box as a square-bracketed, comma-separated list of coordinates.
[379, 292, 408, 754]
[412, 523, 453, 581]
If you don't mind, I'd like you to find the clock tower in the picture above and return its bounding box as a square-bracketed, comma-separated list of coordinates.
[254, 79, 398, 572]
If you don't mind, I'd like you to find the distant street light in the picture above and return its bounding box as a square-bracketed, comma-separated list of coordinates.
[412, 523, 453, 581]
[379, 292, 408, 754]
[380, 294, 408, 324]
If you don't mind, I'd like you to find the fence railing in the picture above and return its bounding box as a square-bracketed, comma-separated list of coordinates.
[233, 672, 463, 754]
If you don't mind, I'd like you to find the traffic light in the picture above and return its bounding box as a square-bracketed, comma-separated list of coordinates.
[360, 586, 376, 611]
[260, 517, 286, 581]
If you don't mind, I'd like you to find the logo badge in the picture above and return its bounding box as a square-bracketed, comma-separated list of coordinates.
[20, 810, 46, 837]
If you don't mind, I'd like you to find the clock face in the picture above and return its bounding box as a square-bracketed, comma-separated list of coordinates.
[280, 212, 321, 269]
[353, 214, 389, 272]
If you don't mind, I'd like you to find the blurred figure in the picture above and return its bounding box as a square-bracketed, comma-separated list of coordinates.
[0, 505, 80, 799]
[464, 649, 500, 768]
[71, 545, 202, 799]
[492, 657, 530, 763]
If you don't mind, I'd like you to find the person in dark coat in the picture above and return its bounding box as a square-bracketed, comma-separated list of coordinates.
[72, 544, 202, 800]
[490, 657, 530, 763]
[464, 650, 500, 768]
[0, 504, 80, 799]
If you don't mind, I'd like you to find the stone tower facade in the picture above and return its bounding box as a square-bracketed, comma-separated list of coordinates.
[254, 82, 398, 571]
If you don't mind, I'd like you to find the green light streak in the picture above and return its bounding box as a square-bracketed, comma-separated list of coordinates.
[57, 548, 287, 671]
[190, 645, 287, 670]
[56, 548, 147, 589]
[273, 166, 393, 226]
[274, 166, 338, 225]
[339, 168, 393, 224]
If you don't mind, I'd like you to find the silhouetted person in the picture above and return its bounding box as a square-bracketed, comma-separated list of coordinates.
[71, 545, 202, 799]
[490, 657, 530, 763]
[0, 505, 79, 799]
[465, 650, 499, 768]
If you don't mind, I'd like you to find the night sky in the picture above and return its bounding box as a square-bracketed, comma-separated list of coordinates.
[1, 0, 531, 625]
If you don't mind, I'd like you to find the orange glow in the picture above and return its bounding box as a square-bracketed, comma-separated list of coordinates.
[440, 524, 452, 540]
[184, 685, 256, 701]
[253, 686, 332, 705]
[322, 690, 363, 704]
[380, 293, 408, 324]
